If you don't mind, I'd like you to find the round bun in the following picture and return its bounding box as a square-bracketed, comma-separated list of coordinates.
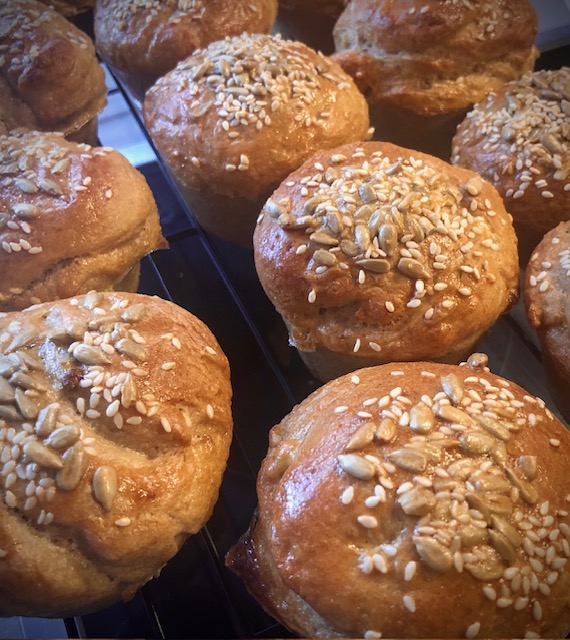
[143, 33, 371, 246]
[0, 291, 233, 617]
[524, 220, 570, 424]
[0, 0, 107, 144]
[332, 0, 538, 159]
[253, 141, 519, 381]
[37, 0, 95, 17]
[452, 67, 570, 263]
[94, 0, 278, 103]
[0, 131, 167, 312]
[226, 355, 570, 639]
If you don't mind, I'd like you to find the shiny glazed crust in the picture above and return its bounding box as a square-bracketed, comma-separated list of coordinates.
[0, 131, 167, 312]
[94, 0, 278, 102]
[0, 0, 107, 136]
[332, 0, 538, 116]
[0, 291, 233, 617]
[142, 33, 370, 242]
[452, 68, 570, 261]
[253, 141, 519, 380]
[226, 356, 570, 638]
[524, 221, 570, 424]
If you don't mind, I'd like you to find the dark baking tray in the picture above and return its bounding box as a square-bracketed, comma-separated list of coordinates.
[4, 8, 570, 640]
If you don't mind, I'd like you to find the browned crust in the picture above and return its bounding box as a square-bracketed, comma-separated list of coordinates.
[524, 220, 570, 423]
[452, 68, 570, 263]
[332, 0, 538, 116]
[253, 141, 519, 380]
[227, 359, 570, 638]
[94, 0, 278, 101]
[0, 0, 107, 136]
[0, 291, 233, 617]
[0, 131, 167, 311]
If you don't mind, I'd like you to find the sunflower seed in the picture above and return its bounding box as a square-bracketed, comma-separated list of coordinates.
[354, 204, 373, 220]
[115, 339, 146, 362]
[23, 440, 63, 470]
[340, 239, 359, 257]
[375, 417, 396, 443]
[92, 465, 118, 511]
[447, 458, 478, 479]
[72, 344, 110, 366]
[465, 353, 488, 370]
[470, 472, 511, 493]
[0, 405, 20, 421]
[378, 223, 398, 256]
[14, 351, 43, 371]
[459, 523, 489, 546]
[473, 414, 511, 441]
[355, 258, 390, 273]
[346, 422, 376, 452]
[121, 304, 146, 323]
[490, 441, 507, 467]
[45, 425, 80, 449]
[11, 203, 38, 219]
[505, 468, 538, 504]
[304, 195, 327, 215]
[387, 448, 427, 473]
[0, 356, 18, 377]
[459, 431, 496, 455]
[56, 442, 86, 490]
[518, 455, 537, 481]
[398, 486, 436, 516]
[540, 133, 563, 155]
[0, 378, 15, 403]
[35, 404, 59, 437]
[313, 249, 337, 267]
[488, 529, 517, 564]
[324, 210, 342, 234]
[83, 291, 102, 309]
[490, 515, 522, 547]
[484, 492, 514, 515]
[440, 374, 463, 404]
[413, 536, 453, 572]
[338, 454, 375, 480]
[265, 199, 286, 219]
[358, 182, 377, 203]
[397, 257, 429, 279]
[120, 373, 136, 409]
[10, 371, 46, 392]
[15, 388, 39, 419]
[465, 492, 492, 522]
[437, 405, 475, 426]
[309, 230, 339, 246]
[355, 225, 371, 252]
[5, 329, 36, 353]
[465, 552, 504, 581]
[409, 403, 435, 433]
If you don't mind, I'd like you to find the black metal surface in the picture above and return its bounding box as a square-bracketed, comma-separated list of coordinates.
[5, 9, 570, 640]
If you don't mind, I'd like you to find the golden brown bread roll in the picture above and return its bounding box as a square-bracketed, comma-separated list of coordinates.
[226, 355, 570, 638]
[0, 0, 107, 145]
[524, 220, 570, 425]
[0, 130, 167, 312]
[452, 67, 570, 264]
[0, 291, 233, 617]
[94, 0, 278, 103]
[143, 33, 371, 246]
[332, 0, 539, 159]
[253, 141, 519, 381]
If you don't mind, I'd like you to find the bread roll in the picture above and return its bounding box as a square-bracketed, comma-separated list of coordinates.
[94, 0, 278, 103]
[452, 67, 570, 264]
[332, 0, 539, 160]
[253, 141, 519, 381]
[0, 291, 233, 617]
[226, 355, 570, 638]
[0, 0, 107, 145]
[524, 220, 570, 424]
[0, 131, 166, 312]
[143, 33, 371, 246]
